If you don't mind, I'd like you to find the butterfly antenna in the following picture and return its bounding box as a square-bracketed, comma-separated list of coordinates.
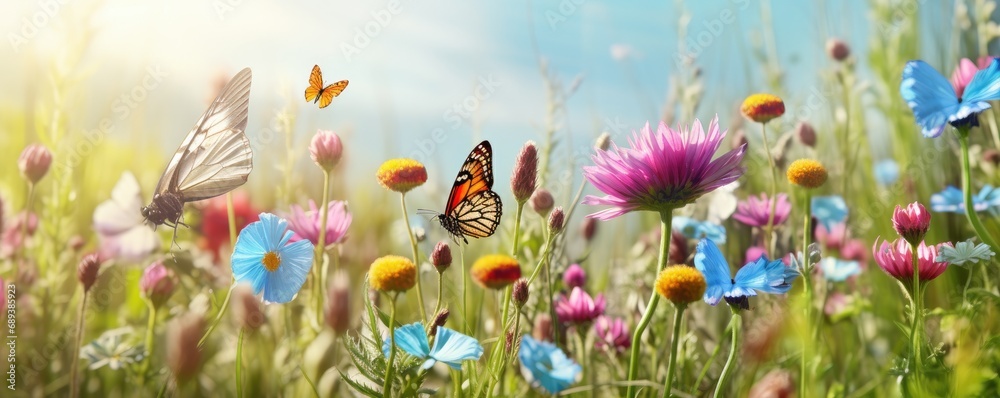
[415, 208, 439, 220]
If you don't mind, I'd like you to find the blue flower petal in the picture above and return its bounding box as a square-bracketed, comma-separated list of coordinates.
[382, 323, 431, 360]
[819, 258, 861, 282]
[874, 160, 900, 186]
[811, 196, 848, 231]
[900, 60, 961, 138]
[230, 213, 315, 303]
[262, 236, 314, 303]
[429, 327, 483, 370]
[674, 217, 727, 244]
[518, 336, 580, 394]
[693, 239, 733, 306]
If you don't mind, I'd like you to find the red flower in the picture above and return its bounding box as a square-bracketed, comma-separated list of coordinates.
[198, 192, 258, 262]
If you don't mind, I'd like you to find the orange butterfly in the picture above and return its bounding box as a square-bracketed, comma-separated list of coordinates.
[430, 141, 503, 244]
[304, 65, 348, 108]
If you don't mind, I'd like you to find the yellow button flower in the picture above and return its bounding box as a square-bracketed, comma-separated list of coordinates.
[369, 255, 417, 292]
[376, 158, 428, 193]
[655, 265, 707, 306]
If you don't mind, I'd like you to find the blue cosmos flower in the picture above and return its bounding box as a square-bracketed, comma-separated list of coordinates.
[673, 216, 727, 244]
[874, 159, 900, 186]
[811, 196, 848, 231]
[231, 213, 314, 303]
[818, 257, 861, 282]
[518, 336, 581, 394]
[930, 185, 1000, 214]
[900, 58, 1000, 137]
[694, 239, 798, 308]
[381, 323, 483, 370]
[936, 239, 995, 266]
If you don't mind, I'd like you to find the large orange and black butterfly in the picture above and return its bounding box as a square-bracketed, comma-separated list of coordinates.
[304, 65, 348, 108]
[432, 141, 503, 244]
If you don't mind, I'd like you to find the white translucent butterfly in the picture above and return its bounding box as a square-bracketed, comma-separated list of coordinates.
[94, 172, 160, 262]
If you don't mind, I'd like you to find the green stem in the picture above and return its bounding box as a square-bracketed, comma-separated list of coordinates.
[800, 191, 813, 398]
[511, 202, 525, 258]
[382, 296, 398, 398]
[315, 170, 332, 326]
[909, 242, 923, 379]
[713, 310, 742, 398]
[141, 300, 157, 386]
[198, 283, 236, 348]
[433, 271, 444, 320]
[626, 209, 674, 398]
[957, 129, 1000, 252]
[460, 245, 469, 334]
[527, 230, 554, 284]
[662, 305, 686, 398]
[400, 193, 428, 322]
[236, 327, 245, 398]
[692, 325, 726, 395]
[760, 122, 779, 256]
[69, 292, 87, 398]
[545, 240, 558, 349]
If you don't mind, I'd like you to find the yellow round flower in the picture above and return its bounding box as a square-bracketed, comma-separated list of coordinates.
[786, 159, 828, 189]
[471, 254, 521, 289]
[368, 255, 417, 292]
[741, 93, 785, 123]
[655, 265, 706, 306]
[376, 158, 428, 193]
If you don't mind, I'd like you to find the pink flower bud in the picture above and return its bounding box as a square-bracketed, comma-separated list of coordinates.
[430, 241, 452, 272]
[309, 130, 343, 171]
[510, 141, 538, 203]
[140, 261, 176, 307]
[167, 313, 204, 381]
[232, 284, 266, 331]
[512, 278, 529, 308]
[826, 38, 850, 62]
[548, 206, 565, 233]
[18, 144, 52, 184]
[796, 122, 816, 147]
[530, 188, 554, 216]
[77, 253, 102, 292]
[562, 264, 586, 289]
[891, 202, 931, 245]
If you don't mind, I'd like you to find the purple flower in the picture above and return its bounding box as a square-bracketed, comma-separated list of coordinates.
[140, 261, 176, 307]
[583, 118, 746, 220]
[732, 193, 791, 227]
[593, 316, 630, 353]
[555, 287, 605, 325]
[286, 200, 351, 247]
[563, 264, 586, 289]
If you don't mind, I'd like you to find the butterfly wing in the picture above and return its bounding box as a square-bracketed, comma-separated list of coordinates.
[693, 239, 733, 306]
[442, 141, 501, 240]
[731, 255, 798, 297]
[900, 60, 961, 138]
[154, 68, 253, 201]
[304, 65, 323, 102]
[94, 172, 160, 261]
[317, 80, 348, 108]
[956, 58, 1000, 120]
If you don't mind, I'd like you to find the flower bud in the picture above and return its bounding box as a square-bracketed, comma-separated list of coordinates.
[985, 149, 1000, 166]
[512, 278, 529, 308]
[796, 122, 816, 147]
[826, 38, 850, 62]
[429, 308, 450, 337]
[18, 144, 52, 184]
[167, 313, 204, 382]
[669, 231, 689, 265]
[892, 202, 931, 246]
[325, 271, 351, 334]
[748, 369, 795, 398]
[68, 235, 86, 252]
[430, 241, 452, 273]
[232, 284, 266, 331]
[510, 141, 538, 203]
[594, 132, 611, 151]
[533, 313, 553, 342]
[581, 217, 597, 242]
[140, 261, 176, 307]
[77, 253, 102, 292]
[530, 188, 554, 216]
[548, 207, 565, 233]
[309, 130, 343, 171]
[562, 264, 586, 289]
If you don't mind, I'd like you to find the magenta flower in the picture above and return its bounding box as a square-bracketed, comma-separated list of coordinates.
[555, 287, 605, 325]
[815, 222, 848, 251]
[745, 246, 768, 265]
[18, 144, 52, 184]
[140, 261, 176, 307]
[582, 118, 747, 220]
[892, 202, 931, 245]
[733, 193, 790, 227]
[593, 316, 630, 353]
[563, 264, 586, 289]
[286, 200, 352, 247]
[872, 238, 950, 283]
[951, 57, 998, 97]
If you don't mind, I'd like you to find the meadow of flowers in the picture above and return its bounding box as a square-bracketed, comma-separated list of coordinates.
[9, 1, 1000, 398]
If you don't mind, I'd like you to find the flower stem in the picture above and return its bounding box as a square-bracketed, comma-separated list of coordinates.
[460, 245, 469, 334]
[69, 292, 88, 398]
[713, 309, 742, 398]
[141, 300, 157, 386]
[433, 271, 444, 320]
[382, 295, 398, 398]
[400, 193, 428, 322]
[315, 170, 332, 326]
[956, 129, 1000, 252]
[909, 242, 923, 380]
[626, 209, 674, 398]
[662, 305, 686, 398]
[760, 122, 779, 256]
[236, 327, 245, 398]
[198, 283, 236, 348]
[511, 201, 525, 258]
[800, 190, 814, 398]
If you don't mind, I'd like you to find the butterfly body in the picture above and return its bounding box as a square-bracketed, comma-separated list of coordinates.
[143, 68, 254, 232]
[433, 141, 502, 244]
[304, 65, 348, 109]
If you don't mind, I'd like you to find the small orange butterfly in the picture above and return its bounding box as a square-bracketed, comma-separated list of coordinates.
[304, 65, 348, 108]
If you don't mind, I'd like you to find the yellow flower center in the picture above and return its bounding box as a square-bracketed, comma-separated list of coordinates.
[786, 159, 828, 189]
[656, 265, 707, 306]
[262, 251, 281, 272]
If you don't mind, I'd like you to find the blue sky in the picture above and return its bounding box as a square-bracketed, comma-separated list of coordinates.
[0, 0, 964, 202]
